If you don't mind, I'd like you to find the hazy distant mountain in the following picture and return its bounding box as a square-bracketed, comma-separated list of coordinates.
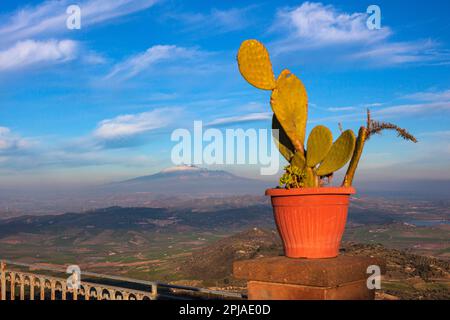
[105, 165, 272, 196]
[0, 166, 273, 217]
[2, 164, 447, 217]
[356, 179, 450, 200]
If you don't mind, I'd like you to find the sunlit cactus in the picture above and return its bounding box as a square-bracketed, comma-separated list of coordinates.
[237, 40, 276, 90]
[316, 129, 356, 176]
[270, 69, 308, 153]
[272, 115, 295, 162]
[306, 125, 333, 168]
[236, 39, 417, 189]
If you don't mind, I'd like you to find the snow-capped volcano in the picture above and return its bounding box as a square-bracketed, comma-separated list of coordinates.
[160, 165, 203, 173]
[107, 166, 271, 196]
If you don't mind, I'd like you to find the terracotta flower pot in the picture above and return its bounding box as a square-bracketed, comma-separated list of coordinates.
[266, 187, 356, 259]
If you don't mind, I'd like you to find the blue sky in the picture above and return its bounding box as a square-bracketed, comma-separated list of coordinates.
[0, 0, 449, 188]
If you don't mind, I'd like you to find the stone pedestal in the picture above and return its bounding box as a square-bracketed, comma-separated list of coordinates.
[233, 255, 385, 300]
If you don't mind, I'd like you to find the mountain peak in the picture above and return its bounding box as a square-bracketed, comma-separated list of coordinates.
[160, 165, 204, 173]
[109, 165, 271, 196]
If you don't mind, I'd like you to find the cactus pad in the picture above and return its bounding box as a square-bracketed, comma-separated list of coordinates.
[270, 69, 308, 153]
[316, 129, 356, 176]
[272, 115, 295, 162]
[291, 151, 306, 169]
[306, 125, 333, 167]
[237, 40, 276, 90]
[303, 167, 317, 187]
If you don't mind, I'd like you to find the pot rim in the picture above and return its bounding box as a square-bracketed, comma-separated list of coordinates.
[265, 186, 356, 197]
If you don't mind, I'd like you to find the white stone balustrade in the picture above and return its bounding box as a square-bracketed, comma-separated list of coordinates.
[0, 261, 156, 300]
[0, 260, 244, 301]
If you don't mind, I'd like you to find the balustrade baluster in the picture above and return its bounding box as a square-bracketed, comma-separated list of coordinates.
[10, 272, 15, 300]
[0, 262, 5, 300]
[0, 259, 242, 301]
[84, 285, 90, 300]
[151, 283, 158, 300]
[61, 282, 66, 300]
[95, 287, 102, 300]
[50, 280, 56, 300]
[29, 276, 35, 300]
[109, 289, 115, 300]
[40, 278, 45, 300]
[19, 275, 25, 300]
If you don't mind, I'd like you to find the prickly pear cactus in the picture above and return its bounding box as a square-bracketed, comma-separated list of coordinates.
[272, 115, 295, 162]
[306, 125, 333, 168]
[303, 167, 317, 187]
[236, 38, 375, 189]
[270, 69, 308, 153]
[237, 40, 276, 90]
[291, 151, 306, 169]
[316, 129, 356, 176]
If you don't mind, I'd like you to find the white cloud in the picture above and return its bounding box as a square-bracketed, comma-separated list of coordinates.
[168, 7, 252, 34]
[0, 127, 32, 152]
[209, 8, 250, 32]
[0, 0, 158, 45]
[311, 87, 450, 123]
[82, 51, 108, 65]
[270, 2, 448, 66]
[418, 130, 450, 138]
[327, 106, 356, 112]
[105, 45, 201, 80]
[373, 88, 450, 117]
[403, 89, 450, 102]
[207, 112, 271, 126]
[272, 2, 390, 50]
[364, 102, 384, 108]
[0, 39, 78, 71]
[0, 0, 158, 72]
[350, 40, 441, 66]
[93, 108, 177, 141]
[375, 101, 450, 118]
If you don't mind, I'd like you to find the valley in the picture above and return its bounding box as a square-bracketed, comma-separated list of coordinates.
[0, 167, 448, 299]
[0, 197, 448, 289]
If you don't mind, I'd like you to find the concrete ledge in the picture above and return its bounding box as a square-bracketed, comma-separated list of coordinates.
[247, 279, 374, 300]
[234, 255, 385, 287]
[234, 255, 385, 300]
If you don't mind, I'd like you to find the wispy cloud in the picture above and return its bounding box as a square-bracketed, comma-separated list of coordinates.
[375, 101, 450, 118]
[0, 127, 33, 154]
[271, 2, 390, 50]
[364, 102, 384, 108]
[0, 0, 159, 72]
[0, 0, 159, 45]
[269, 2, 449, 66]
[207, 112, 271, 126]
[311, 87, 450, 124]
[0, 39, 78, 71]
[327, 106, 356, 112]
[93, 107, 178, 141]
[403, 89, 450, 102]
[377, 88, 450, 117]
[165, 7, 252, 34]
[418, 130, 450, 138]
[350, 40, 443, 66]
[105, 45, 202, 80]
